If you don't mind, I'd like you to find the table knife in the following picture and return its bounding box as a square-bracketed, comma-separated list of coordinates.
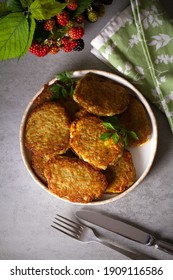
[76, 210, 173, 256]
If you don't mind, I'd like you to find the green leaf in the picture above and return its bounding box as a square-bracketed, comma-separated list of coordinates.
[56, 71, 72, 82]
[74, 0, 93, 15]
[112, 132, 119, 144]
[102, 122, 115, 130]
[19, 14, 36, 58]
[51, 90, 61, 101]
[6, 0, 24, 12]
[30, 0, 66, 20]
[20, 0, 34, 7]
[102, 116, 120, 129]
[62, 87, 68, 98]
[123, 134, 128, 147]
[0, 2, 10, 18]
[128, 131, 139, 140]
[99, 132, 112, 141]
[0, 13, 29, 60]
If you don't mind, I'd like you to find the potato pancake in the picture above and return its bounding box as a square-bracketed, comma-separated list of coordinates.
[73, 72, 130, 116]
[44, 156, 108, 203]
[70, 115, 124, 169]
[31, 152, 48, 183]
[25, 102, 70, 155]
[119, 95, 152, 146]
[104, 149, 136, 194]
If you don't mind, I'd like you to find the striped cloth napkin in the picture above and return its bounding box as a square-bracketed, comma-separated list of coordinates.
[91, 0, 173, 133]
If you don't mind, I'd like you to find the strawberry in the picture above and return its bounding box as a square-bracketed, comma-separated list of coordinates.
[56, 11, 69, 26]
[29, 43, 50, 57]
[68, 26, 84, 39]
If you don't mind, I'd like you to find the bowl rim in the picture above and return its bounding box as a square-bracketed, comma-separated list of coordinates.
[20, 69, 158, 205]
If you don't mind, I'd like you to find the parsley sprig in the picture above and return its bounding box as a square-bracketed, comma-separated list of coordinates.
[100, 116, 139, 147]
[50, 71, 75, 101]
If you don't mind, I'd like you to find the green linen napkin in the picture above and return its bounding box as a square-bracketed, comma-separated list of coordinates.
[91, 0, 173, 133]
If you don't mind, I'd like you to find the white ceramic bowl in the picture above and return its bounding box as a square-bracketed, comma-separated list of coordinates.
[20, 69, 158, 205]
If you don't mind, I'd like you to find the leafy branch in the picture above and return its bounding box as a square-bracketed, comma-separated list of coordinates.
[0, 0, 66, 60]
[50, 71, 75, 101]
[100, 116, 139, 147]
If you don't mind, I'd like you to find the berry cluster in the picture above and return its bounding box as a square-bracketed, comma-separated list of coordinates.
[29, 0, 113, 57]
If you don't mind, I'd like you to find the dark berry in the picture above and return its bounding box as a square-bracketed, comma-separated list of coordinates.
[73, 39, 84, 51]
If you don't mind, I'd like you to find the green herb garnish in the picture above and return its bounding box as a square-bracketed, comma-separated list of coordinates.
[50, 71, 75, 101]
[100, 116, 139, 147]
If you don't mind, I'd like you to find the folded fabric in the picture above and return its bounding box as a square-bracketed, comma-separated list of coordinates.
[91, 0, 173, 133]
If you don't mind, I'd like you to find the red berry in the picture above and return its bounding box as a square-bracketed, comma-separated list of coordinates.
[70, 40, 78, 49]
[56, 11, 69, 26]
[66, 0, 78, 11]
[63, 44, 73, 52]
[61, 37, 77, 52]
[75, 14, 85, 24]
[43, 18, 55, 31]
[61, 37, 73, 52]
[29, 43, 50, 57]
[68, 26, 84, 39]
[61, 37, 71, 46]
[49, 45, 60, 54]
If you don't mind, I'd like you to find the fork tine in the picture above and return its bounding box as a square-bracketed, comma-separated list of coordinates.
[55, 215, 83, 232]
[51, 224, 78, 239]
[56, 214, 83, 228]
[51, 214, 83, 240]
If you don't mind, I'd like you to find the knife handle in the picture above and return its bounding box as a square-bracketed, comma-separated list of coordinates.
[155, 240, 173, 256]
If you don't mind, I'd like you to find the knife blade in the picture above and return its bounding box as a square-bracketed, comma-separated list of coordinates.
[76, 210, 173, 255]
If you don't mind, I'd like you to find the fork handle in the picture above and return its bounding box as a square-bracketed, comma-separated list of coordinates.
[97, 239, 153, 260]
[154, 239, 173, 256]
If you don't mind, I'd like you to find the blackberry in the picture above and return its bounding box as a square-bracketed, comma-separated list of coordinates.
[73, 39, 84, 51]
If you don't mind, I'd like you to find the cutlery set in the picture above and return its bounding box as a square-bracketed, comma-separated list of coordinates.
[51, 211, 173, 259]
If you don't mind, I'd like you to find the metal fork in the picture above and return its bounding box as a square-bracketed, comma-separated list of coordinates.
[51, 214, 151, 260]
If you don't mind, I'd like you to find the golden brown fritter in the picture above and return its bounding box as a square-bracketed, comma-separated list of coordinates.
[104, 149, 136, 194]
[73, 72, 130, 116]
[24, 102, 70, 155]
[44, 156, 108, 203]
[70, 115, 124, 170]
[119, 95, 152, 146]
